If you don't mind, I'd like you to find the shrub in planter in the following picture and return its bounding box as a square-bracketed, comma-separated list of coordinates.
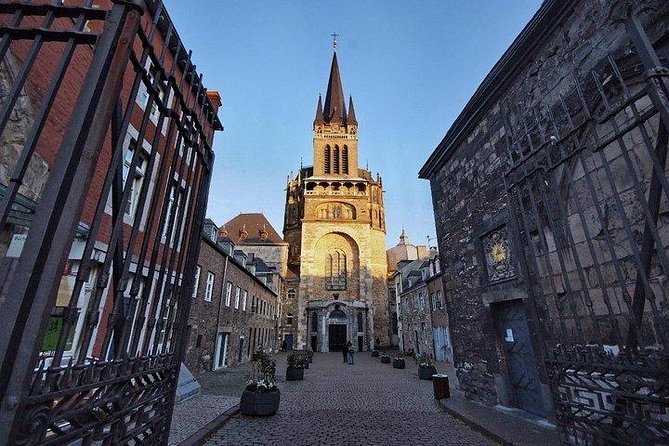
[241, 351, 280, 416]
[417, 354, 437, 380]
[371, 350, 380, 357]
[392, 357, 406, 369]
[286, 352, 308, 381]
[380, 354, 391, 364]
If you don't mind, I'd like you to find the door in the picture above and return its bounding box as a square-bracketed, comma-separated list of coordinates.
[493, 300, 544, 415]
[328, 324, 346, 351]
[284, 334, 294, 351]
[238, 337, 244, 363]
[215, 333, 228, 369]
[357, 335, 363, 352]
[433, 327, 446, 361]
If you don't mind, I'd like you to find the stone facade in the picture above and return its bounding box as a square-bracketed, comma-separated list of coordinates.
[420, 0, 669, 419]
[283, 51, 389, 351]
[185, 234, 279, 374]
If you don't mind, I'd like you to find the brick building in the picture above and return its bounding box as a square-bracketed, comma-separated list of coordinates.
[185, 226, 280, 374]
[283, 50, 389, 352]
[419, 0, 669, 436]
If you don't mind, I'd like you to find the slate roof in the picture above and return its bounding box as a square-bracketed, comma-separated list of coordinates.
[220, 213, 284, 245]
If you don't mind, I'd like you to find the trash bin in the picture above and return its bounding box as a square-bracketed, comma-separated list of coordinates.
[432, 373, 450, 399]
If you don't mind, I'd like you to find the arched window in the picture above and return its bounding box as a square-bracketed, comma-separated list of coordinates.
[326, 249, 347, 290]
[342, 146, 349, 174]
[333, 146, 340, 174]
[324, 145, 331, 174]
[357, 312, 363, 332]
[287, 289, 296, 299]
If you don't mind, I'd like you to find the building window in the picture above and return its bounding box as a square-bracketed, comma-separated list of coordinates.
[162, 182, 185, 246]
[342, 146, 349, 174]
[205, 272, 214, 302]
[192, 266, 201, 298]
[324, 145, 331, 174]
[225, 282, 232, 306]
[122, 140, 147, 218]
[242, 290, 248, 311]
[287, 313, 293, 326]
[435, 291, 443, 310]
[325, 249, 347, 290]
[235, 286, 241, 309]
[287, 289, 296, 299]
[333, 146, 340, 174]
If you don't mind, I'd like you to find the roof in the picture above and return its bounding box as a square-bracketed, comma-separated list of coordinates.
[323, 52, 346, 124]
[220, 213, 284, 245]
[419, 0, 575, 179]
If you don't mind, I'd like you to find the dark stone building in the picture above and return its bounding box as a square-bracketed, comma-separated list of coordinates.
[420, 0, 669, 441]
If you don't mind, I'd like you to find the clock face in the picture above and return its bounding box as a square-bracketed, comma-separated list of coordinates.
[490, 241, 507, 263]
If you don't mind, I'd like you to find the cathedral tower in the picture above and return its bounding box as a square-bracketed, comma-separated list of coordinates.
[283, 51, 389, 352]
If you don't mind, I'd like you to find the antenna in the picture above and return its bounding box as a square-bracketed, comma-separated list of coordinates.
[330, 32, 339, 51]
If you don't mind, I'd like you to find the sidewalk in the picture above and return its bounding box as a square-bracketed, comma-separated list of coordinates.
[432, 361, 561, 446]
[168, 361, 253, 445]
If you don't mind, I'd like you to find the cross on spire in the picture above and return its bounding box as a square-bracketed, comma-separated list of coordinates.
[330, 32, 339, 51]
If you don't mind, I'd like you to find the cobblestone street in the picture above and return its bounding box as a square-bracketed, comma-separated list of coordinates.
[206, 352, 495, 445]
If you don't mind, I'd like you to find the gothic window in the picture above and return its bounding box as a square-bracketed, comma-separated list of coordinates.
[342, 146, 349, 174]
[332, 204, 341, 219]
[326, 249, 347, 290]
[333, 146, 340, 174]
[324, 145, 331, 174]
[287, 289, 296, 299]
[357, 312, 363, 332]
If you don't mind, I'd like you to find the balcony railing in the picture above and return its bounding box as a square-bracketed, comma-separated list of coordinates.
[325, 276, 347, 291]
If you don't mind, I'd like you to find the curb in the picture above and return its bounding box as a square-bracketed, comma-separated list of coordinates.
[178, 404, 241, 446]
[435, 399, 511, 446]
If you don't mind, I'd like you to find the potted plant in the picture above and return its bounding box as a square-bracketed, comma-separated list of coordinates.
[380, 354, 391, 364]
[371, 349, 380, 357]
[417, 354, 437, 380]
[286, 352, 306, 381]
[393, 356, 406, 369]
[241, 351, 280, 416]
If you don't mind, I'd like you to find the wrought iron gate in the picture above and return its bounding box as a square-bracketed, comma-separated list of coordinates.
[504, 3, 669, 444]
[0, 1, 221, 444]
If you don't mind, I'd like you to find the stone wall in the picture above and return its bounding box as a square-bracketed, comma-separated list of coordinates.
[424, 0, 669, 412]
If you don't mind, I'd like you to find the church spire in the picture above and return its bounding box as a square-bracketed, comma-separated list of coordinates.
[323, 52, 346, 124]
[347, 95, 357, 126]
[314, 94, 324, 126]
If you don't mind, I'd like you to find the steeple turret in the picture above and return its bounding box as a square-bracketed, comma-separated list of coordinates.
[314, 94, 324, 127]
[323, 52, 346, 124]
[347, 95, 357, 126]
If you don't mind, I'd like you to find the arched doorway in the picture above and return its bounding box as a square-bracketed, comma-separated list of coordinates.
[328, 306, 347, 351]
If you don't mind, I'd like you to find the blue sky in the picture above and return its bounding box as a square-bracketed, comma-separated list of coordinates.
[163, 0, 542, 248]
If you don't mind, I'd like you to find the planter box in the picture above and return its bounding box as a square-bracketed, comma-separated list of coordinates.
[380, 356, 391, 364]
[240, 389, 280, 416]
[371, 350, 380, 357]
[418, 366, 437, 380]
[286, 366, 304, 381]
[392, 359, 406, 369]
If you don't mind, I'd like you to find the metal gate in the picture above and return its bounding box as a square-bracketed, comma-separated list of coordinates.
[0, 1, 221, 444]
[503, 4, 669, 444]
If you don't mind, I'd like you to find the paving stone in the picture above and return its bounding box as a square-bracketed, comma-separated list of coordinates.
[206, 352, 495, 445]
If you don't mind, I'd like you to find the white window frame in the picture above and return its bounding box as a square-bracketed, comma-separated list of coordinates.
[225, 281, 232, 306]
[234, 286, 240, 309]
[205, 272, 214, 302]
[192, 266, 201, 298]
[242, 290, 248, 311]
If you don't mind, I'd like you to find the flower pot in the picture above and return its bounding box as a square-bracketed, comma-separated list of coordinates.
[371, 350, 380, 357]
[419, 366, 437, 380]
[240, 389, 280, 416]
[393, 358, 406, 369]
[380, 356, 390, 364]
[286, 366, 304, 381]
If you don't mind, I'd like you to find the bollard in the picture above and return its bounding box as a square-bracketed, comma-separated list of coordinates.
[432, 374, 450, 399]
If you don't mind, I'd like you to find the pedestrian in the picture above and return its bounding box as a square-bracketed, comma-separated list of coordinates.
[347, 341, 354, 365]
[342, 342, 348, 363]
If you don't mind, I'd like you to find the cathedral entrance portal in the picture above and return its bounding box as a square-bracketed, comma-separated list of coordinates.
[328, 324, 347, 351]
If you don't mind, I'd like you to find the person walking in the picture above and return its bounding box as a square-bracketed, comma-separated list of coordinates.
[342, 342, 348, 363]
[347, 341, 354, 365]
